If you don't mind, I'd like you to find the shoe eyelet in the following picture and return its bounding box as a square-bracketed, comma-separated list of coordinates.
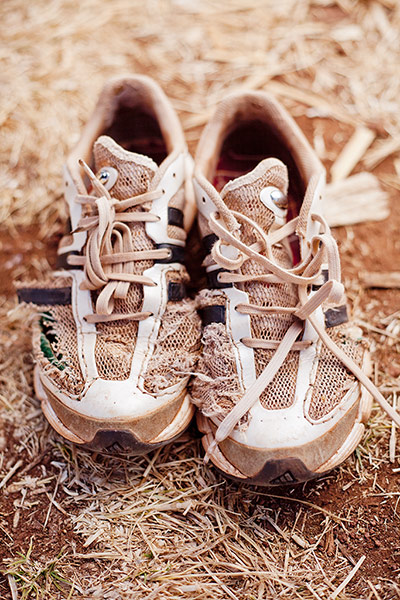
[260, 186, 288, 222]
[269, 188, 287, 208]
[97, 166, 118, 191]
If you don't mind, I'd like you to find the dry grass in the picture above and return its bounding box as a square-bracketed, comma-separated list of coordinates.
[1, 0, 400, 598]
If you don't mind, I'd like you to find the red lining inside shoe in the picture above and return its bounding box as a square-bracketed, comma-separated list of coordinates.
[213, 120, 304, 264]
[104, 107, 168, 165]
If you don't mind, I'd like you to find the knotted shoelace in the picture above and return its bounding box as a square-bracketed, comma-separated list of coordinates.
[204, 208, 400, 461]
[68, 160, 170, 323]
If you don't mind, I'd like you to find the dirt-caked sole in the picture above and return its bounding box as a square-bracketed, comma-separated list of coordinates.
[34, 366, 194, 454]
[196, 385, 373, 486]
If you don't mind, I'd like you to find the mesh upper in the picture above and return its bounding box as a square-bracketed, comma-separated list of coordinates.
[32, 302, 85, 396]
[194, 159, 362, 423]
[241, 248, 298, 410]
[221, 161, 287, 239]
[17, 274, 84, 395]
[308, 327, 365, 420]
[94, 136, 156, 198]
[223, 161, 299, 411]
[144, 270, 201, 393]
[27, 135, 201, 395]
[92, 137, 157, 380]
[191, 321, 243, 421]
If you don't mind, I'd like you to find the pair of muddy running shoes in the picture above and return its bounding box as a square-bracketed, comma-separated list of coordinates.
[18, 76, 399, 486]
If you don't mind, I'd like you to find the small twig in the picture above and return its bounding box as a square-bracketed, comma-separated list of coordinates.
[7, 574, 18, 600]
[367, 579, 383, 600]
[330, 126, 375, 182]
[43, 472, 62, 528]
[291, 532, 308, 549]
[356, 319, 400, 341]
[390, 394, 397, 463]
[305, 581, 323, 600]
[381, 310, 400, 325]
[324, 172, 389, 226]
[203, 564, 239, 600]
[364, 137, 400, 169]
[0, 459, 23, 490]
[360, 271, 400, 290]
[19, 448, 50, 476]
[329, 555, 366, 599]
[264, 514, 290, 542]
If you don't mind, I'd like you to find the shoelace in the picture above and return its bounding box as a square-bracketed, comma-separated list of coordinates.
[204, 208, 400, 461]
[67, 160, 170, 323]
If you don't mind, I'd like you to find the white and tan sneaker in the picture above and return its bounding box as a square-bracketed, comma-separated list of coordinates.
[191, 91, 400, 485]
[18, 76, 201, 452]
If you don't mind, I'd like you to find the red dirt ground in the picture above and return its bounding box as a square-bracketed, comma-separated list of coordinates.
[0, 113, 399, 598]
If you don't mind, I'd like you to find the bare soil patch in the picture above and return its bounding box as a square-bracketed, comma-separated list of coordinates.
[0, 1, 399, 599]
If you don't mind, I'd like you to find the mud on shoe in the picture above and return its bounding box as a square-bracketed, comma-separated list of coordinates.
[191, 91, 400, 485]
[18, 76, 201, 452]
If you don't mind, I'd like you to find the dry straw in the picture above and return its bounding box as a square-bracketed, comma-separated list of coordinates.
[1, 1, 400, 599]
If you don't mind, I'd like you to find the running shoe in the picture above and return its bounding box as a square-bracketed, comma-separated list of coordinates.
[191, 91, 399, 485]
[18, 76, 201, 452]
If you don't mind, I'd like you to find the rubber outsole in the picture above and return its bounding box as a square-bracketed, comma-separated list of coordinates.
[35, 367, 194, 454]
[196, 384, 373, 486]
[214, 457, 319, 486]
[84, 428, 186, 454]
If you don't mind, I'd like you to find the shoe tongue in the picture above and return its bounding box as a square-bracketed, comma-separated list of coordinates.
[220, 158, 289, 236]
[93, 135, 158, 200]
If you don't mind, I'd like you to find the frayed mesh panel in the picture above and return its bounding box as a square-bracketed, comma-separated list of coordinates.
[22, 277, 83, 395]
[308, 328, 365, 421]
[191, 323, 243, 421]
[144, 295, 201, 393]
[197, 288, 227, 308]
[166, 270, 188, 284]
[33, 305, 84, 396]
[94, 315, 139, 381]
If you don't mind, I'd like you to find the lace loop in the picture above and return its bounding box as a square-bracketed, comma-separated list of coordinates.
[211, 240, 245, 270]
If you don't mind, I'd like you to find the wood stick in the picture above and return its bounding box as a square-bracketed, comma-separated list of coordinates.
[360, 272, 400, 289]
[330, 126, 375, 182]
[324, 172, 389, 227]
[329, 555, 366, 600]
